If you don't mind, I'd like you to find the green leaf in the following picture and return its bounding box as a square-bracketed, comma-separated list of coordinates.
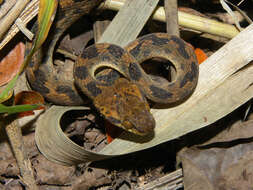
[35, 0, 58, 50]
[21, 0, 58, 71]
[0, 104, 40, 115]
[0, 74, 18, 103]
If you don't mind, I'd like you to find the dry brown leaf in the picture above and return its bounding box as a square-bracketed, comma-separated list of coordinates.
[0, 42, 24, 86]
[14, 90, 45, 117]
[179, 119, 253, 190]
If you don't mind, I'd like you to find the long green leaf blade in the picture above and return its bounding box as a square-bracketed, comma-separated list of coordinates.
[0, 104, 40, 115]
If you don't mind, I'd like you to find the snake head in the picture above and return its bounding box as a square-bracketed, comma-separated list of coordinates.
[94, 78, 155, 135]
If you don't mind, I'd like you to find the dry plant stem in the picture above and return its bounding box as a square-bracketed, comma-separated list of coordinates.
[56, 49, 77, 60]
[164, 0, 179, 36]
[164, 0, 178, 80]
[0, 0, 16, 19]
[0, 0, 239, 51]
[5, 116, 38, 190]
[220, 0, 243, 31]
[0, 0, 30, 41]
[0, 0, 39, 50]
[93, 20, 110, 42]
[135, 169, 183, 190]
[101, 0, 239, 38]
[15, 18, 34, 40]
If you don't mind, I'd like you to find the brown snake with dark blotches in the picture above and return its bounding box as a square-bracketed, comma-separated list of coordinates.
[26, 0, 199, 135]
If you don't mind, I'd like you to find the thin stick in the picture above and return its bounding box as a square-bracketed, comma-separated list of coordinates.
[164, 0, 179, 36]
[93, 20, 110, 42]
[4, 116, 39, 190]
[0, 0, 39, 50]
[0, 0, 16, 20]
[135, 169, 183, 190]
[0, 0, 30, 41]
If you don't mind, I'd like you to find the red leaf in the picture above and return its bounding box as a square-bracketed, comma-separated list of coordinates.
[14, 91, 45, 117]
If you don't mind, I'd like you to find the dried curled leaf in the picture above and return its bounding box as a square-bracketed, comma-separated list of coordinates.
[35, 106, 112, 166]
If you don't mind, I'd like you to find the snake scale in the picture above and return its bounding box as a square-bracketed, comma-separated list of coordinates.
[26, 0, 199, 135]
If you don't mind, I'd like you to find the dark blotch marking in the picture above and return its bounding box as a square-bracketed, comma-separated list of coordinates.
[100, 55, 118, 66]
[143, 49, 151, 57]
[101, 55, 112, 62]
[150, 85, 172, 99]
[28, 60, 35, 68]
[86, 81, 102, 97]
[81, 45, 99, 59]
[180, 61, 198, 88]
[143, 34, 170, 46]
[74, 66, 88, 80]
[96, 70, 120, 84]
[180, 62, 185, 70]
[191, 61, 198, 78]
[108, 45, 125, 58]
[31, 70, 50, 94]
[129, 42, 142, 58]
[129, 62, 142, 81]
[72, 7, 85, 15]
[56, 85, 73, 94]
[171, 36, 190, 59]
[164, 47, 172, 55]
[56, 85, 81, 103]
[107, 116, 121, 124]
[152, 37, 170, 46]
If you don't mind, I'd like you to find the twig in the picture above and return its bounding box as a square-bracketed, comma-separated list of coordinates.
[164, 0, 178, 80]
[0, 0, 30, 41]
[220, 0, 243, 31]
[4, 116, 39, 190]
[135, 169, 183, 190]
[56, 49, 77, 60]
[93, 20, 110, 42]
[225, 0, 252, 24]
[164, 0, 179, 36]
[15, 18, 34, 40]
[0, 0, 16, 19]
[0, 0, 39, 50]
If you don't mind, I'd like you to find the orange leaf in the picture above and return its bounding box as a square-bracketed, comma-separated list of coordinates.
[195, 48, 208, 64]
[0, 42, 25, 86]
[14, 91, 45, 117]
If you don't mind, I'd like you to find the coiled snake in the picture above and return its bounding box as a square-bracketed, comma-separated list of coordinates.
[26, 0, 199, 135]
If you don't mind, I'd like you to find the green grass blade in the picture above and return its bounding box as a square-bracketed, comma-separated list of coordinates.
[0, 104, 40, 115]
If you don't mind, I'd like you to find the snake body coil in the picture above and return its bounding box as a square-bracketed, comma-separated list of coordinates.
[26, 0, 199, 135]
